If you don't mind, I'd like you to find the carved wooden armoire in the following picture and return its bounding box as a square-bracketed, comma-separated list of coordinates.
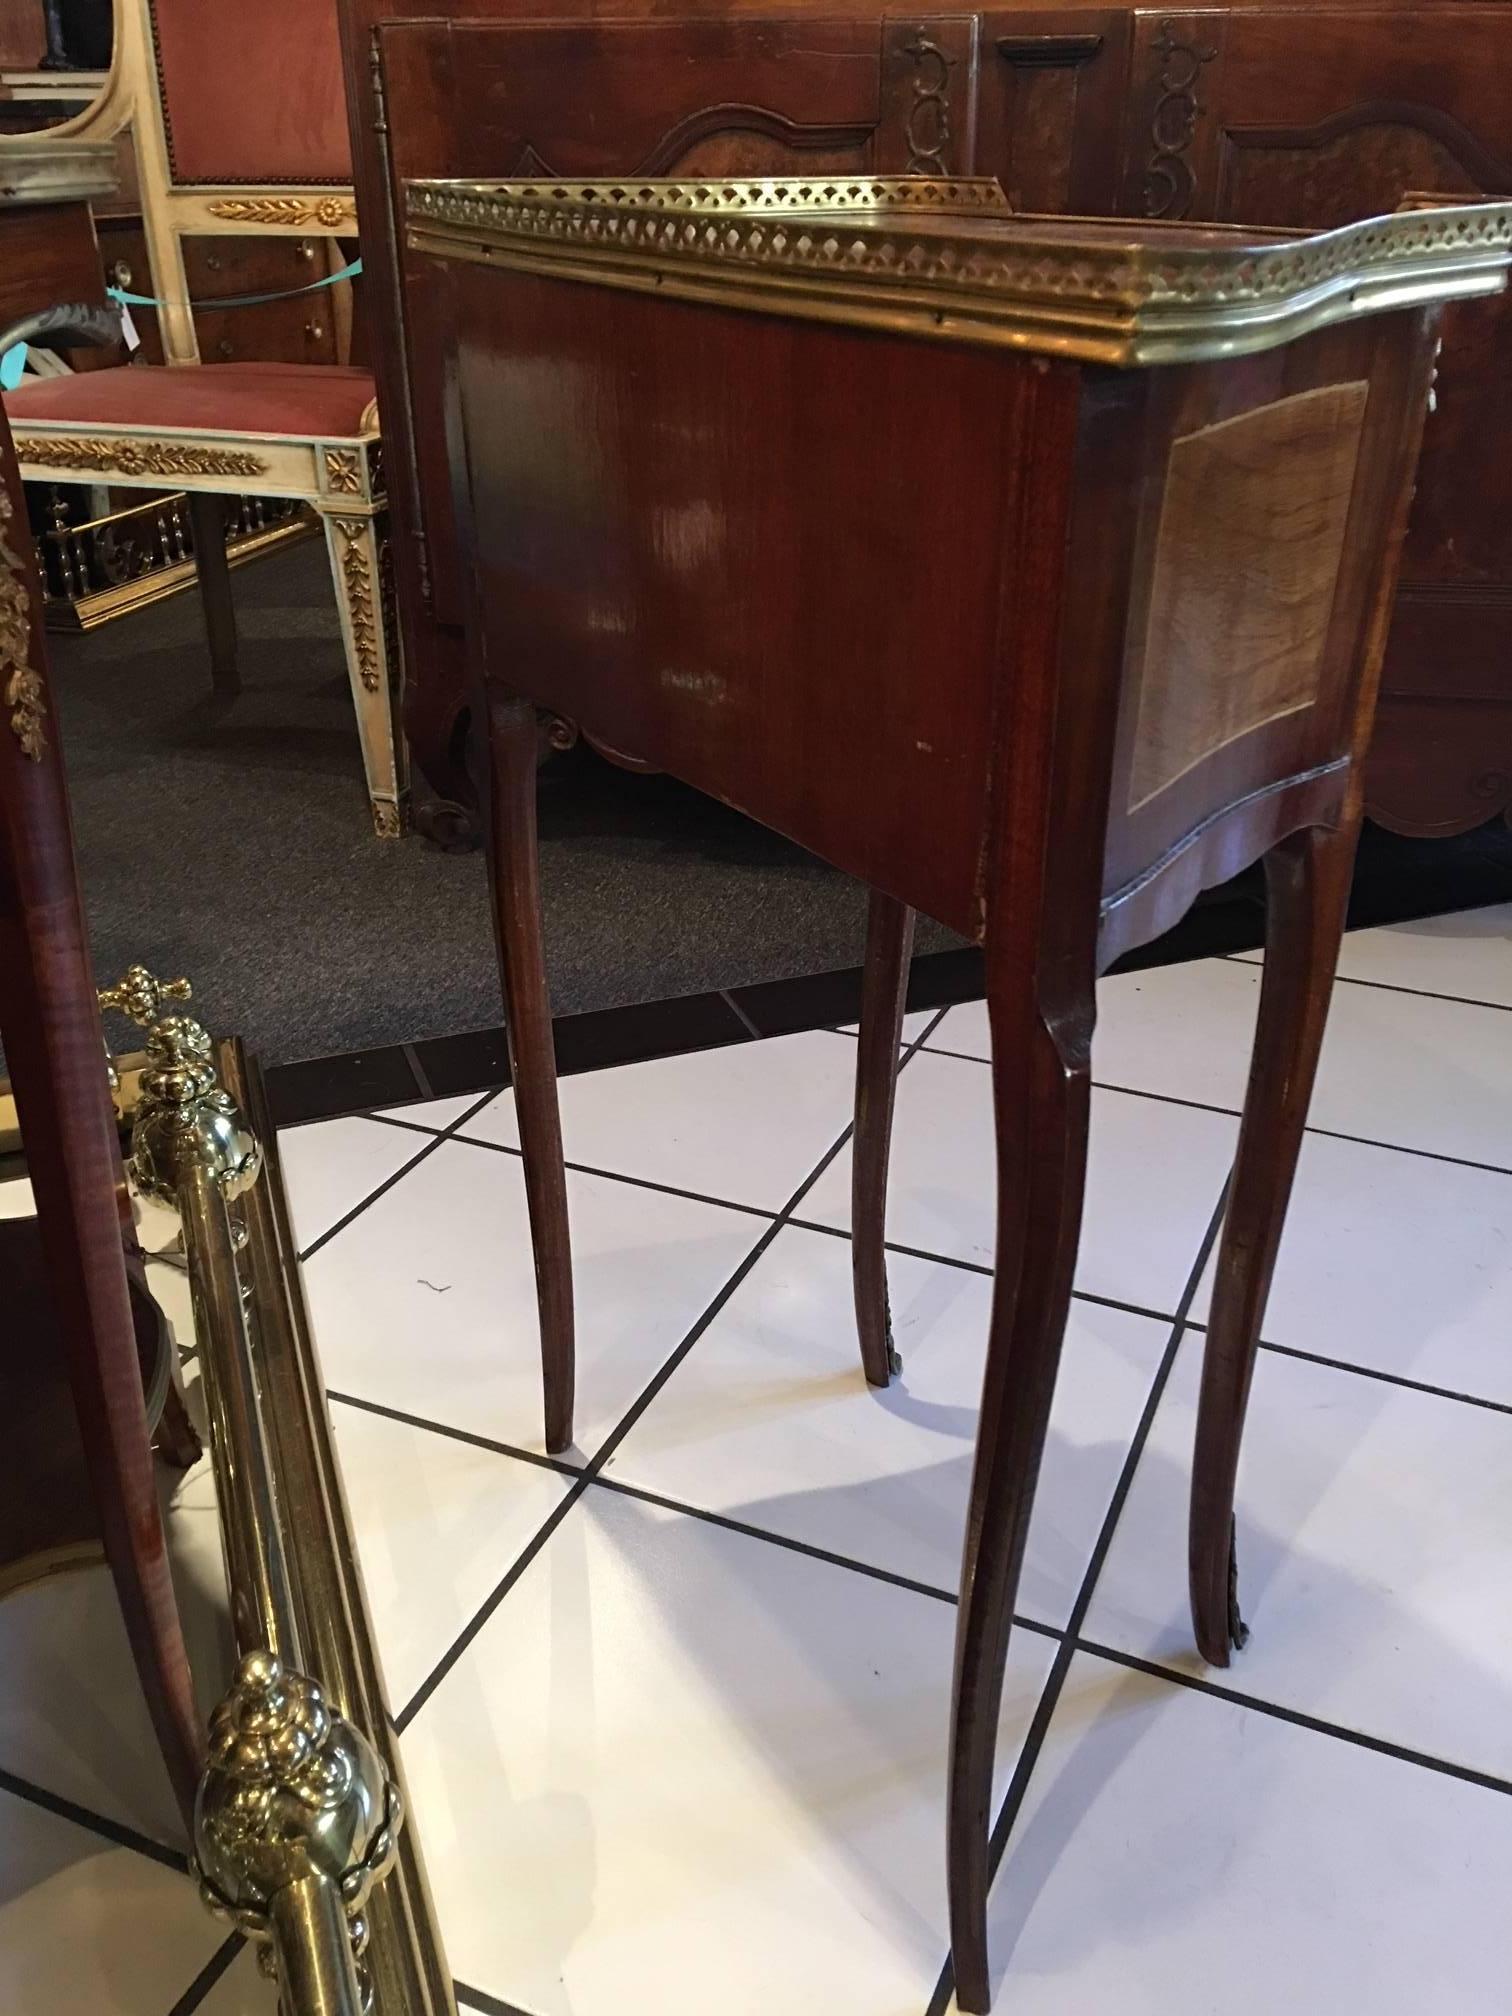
[340, 1, 1512, 843]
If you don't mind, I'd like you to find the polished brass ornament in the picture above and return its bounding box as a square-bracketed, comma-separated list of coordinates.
[207, 195, 358, 230]
[406, 178, 1512, 368]
[131, 1014, 261, 1202]
[96, 965, 261, 1200]
[99, 962, 192, 1026]
[194, 1650, 402, 2011]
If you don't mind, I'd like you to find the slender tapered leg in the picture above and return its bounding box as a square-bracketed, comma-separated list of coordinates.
[852, 890, 914, 1385]
[188, 493, 238, 697]
[1189, 818, 1359, 1665]
[320, 506, 410, 838]
[1, 449, 201, 1822]
[948, 974, 1093, 2014]
[478, 691, 575, 1454]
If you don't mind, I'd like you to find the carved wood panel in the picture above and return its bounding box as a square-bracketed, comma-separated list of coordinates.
[1129, 381, 1368, 812]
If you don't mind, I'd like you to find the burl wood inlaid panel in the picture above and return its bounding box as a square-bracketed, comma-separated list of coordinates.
[1128, 381, 1369, 812]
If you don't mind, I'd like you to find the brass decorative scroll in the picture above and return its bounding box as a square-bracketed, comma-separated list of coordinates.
[1142, 17, 1218, 219]
[0, 488, 46, 760]
[15, 436, 269, 480]
[334, 519, 382, 692]
[903, 30, 955, 175]
[206, 195, 357, 229]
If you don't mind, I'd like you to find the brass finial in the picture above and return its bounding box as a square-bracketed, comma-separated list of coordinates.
[98, 962, 193, 1028]
[129, 1013, 260, 1202]
[194, 1652, 402, 2007]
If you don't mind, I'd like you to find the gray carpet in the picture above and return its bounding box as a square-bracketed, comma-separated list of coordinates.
[51, 539, 960, 1064]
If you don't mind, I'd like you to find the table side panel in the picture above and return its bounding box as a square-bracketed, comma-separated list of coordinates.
[1099, 311, 1435, 956]
[352, 6, 939, 793]
[451, 263, 1029, 934]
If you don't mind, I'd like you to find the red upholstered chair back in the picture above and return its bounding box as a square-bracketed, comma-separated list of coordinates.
[149, 0, 351, 185]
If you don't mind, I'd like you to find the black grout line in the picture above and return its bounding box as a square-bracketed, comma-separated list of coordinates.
[1329, 971, 1512, 1016]
[296, 1087, 501, 1264]
[922, 1042, 1242, 1128]
[587, 1469, 964, 1609]
[0, 1762, 187, 1874]
[1299, 1122, 1512, 1183]
[165, 1933, 245, 2016]
[1252, 1337, 1512, 1419]
[335, 1019, 1512, 1203]
[719, 987, 765, 1039]
[371, 1089, 1190, 1335]
[914, 1044, 1512, 1183]
[367, 1101, 807, 1226]
[582, 1006, 952, 1480]
[329, 1372, 1036, 1620]
[395, 1477, 594, 1732]
[329, 1375, 1062, 1623]
[362, 1108, 453, 1139]
[783, 1209, 1189, 1330]
[326, 1387, 587, 1480]
[393, 1009, 954, 1736]
[312, 1091, 1208, 1342]
[1072, 1636, 1512, 1799]
[456, 1135, 783, 1225]
[1227, 948, 1512, 1018]
[924, 1173, 1232, 2016]
[578, 1162, 839, 1477]
[454, 1979, 542, 2016]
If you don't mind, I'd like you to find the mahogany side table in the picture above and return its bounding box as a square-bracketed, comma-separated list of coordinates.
[406, 176, 1512, 2009]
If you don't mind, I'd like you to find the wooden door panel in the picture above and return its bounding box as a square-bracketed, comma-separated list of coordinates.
[1116, 6, 1512, 834]
[978, 9, 1133, 213]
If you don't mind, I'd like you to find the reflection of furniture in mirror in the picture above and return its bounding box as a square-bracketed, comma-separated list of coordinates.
[346, 1, 1512, 842]
[408, 171, 1509, 2011]
[0, 0, 406, 836]
[0, 347, 200, 1824]
[0, 0, 109, 129]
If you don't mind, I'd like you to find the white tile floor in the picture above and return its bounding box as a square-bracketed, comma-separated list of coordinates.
[2, 903, 1510, 2015]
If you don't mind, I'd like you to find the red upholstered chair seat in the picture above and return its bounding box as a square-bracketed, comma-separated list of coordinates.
[6, 362, 376, 439]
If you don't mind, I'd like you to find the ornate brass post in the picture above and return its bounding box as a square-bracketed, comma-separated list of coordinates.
[97, 968, 408, 2015]
[96, 966, 259, 1202]
[195, 1651, 402, 2016]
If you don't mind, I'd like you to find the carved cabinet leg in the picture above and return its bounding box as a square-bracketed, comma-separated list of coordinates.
[187, 493, 239, 697]
[947, 967, 1092, 2014]
[319, 505, 409, 839]
[851, 890, 914, 1385]
[477, 690, 576, 1455]
[1189, 817, 1359, 1665]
